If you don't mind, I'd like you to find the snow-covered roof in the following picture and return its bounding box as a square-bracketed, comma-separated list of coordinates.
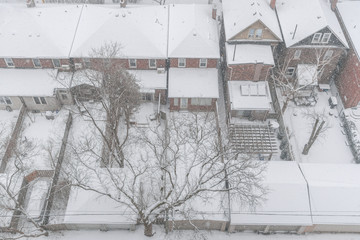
[0, 69, 65, 96]
[222, 0, 282, 41]
[337, 1, 360, 58]
[228, 81, 272, 111]
[300, 163, 360, 225]
[226, 43, 275, 65]
[168, 68, 219, 98]
[168, 4, 220, 58]
[297, 64, 318, 86]
[70, 5, 168, 59]
[0, 4, 82, 58]
[64, 186, 137, 225]
[128, 70, 167, 93]
[231, 161, 312, 226]
[276, 0, 348, 48]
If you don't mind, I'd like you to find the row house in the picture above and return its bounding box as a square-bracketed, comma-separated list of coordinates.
[167, 4, 220, 111]
[222, 0, 282, 120]
[335, 1, 360, 109]
[275, 0, 349, 88]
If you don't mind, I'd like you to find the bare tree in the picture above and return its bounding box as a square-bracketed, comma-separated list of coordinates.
[61, 111, 266, 237]
[272, 48, 342, 113]
[152, 0, 166, 5]
[302, 109, 331, 155]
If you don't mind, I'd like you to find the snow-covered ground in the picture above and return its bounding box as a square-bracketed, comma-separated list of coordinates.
[36, 228, 360, 240]
[283, 91, 354, 164]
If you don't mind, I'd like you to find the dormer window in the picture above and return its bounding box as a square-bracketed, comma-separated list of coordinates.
[248, 29, 255, 38]
[255, 29, 263, 39]
[321, 33, 331, 43]
[312, 33, 322, 43]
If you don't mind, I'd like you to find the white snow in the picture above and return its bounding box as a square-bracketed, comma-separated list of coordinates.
[337, 1, 360, 58]
[300, 163, 360, 225]
[283, 91, 354, 164]
[228, 81, 272, 111]
[128, 70, 166, 93]
[226, 43, 275, 65]
[26, 179, 50, 220]
[168, 4, 220, 58]
[0, 69, 64, 96]
[70, 5, 168, 59]
[222, 0, 282, 41]
[297, 64, 318, 86]
[276, 0, 348, 48]
[232, 161, 312, 226]
[0, 4, 82, 58]
[0, 174, 13, 227]
[168, 68, 219, 98]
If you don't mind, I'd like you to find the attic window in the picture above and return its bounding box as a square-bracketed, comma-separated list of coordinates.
[255, 29, 263, 39]
[248, 29, 255, 38]
[312, 33, 322, 43]
[321, 33, 331, 43]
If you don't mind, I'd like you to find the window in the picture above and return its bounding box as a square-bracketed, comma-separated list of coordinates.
[255, 29, 263, 38]
[312, 33, 322, 43]
[191, 98, 212, 106]
[32, 59, 42, 68]
[173, 98, 179, 106]
[149, 59, 157, 68]
[0, 96, 12, 105]
[294, 50, 301, 60]
[33, 97, 47, 105]
[129, 59, 137, 68]
[323, 50, 333, 61]
[83, 58, 91, 68]
[321, 33, 331, 43]
[178, 58, 186, 67]
[248, 28, 255, 38]
[285, 67, 295, 77]
[199, 59, 207, 68]
[52, 59, 61, 68]
[142, 93, 153, 101]
[4, 58, 14, 67]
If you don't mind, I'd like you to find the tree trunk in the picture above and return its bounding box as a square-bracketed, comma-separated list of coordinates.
[302, 120, 325, 155]
[144, 222, 153, 237]
[282, 98, 289, 113]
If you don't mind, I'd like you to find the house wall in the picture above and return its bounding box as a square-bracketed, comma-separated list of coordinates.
[72, 58, 166, 70]
[230, 20, 280, 42]
[0, 97, 23, 111]
[169, 98, 217, 111]
[0, 58, 70, 68]
[22, 96, 61, 111]
[226, 64, 272, 81]
[169, 58, 218, 68]
[337, 49, 360, 108]
[154, 89, 167, 105]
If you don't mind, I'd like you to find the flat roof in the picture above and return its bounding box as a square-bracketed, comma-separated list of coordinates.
[128, 70, 167, 93]
[0, 69, 64, 96]
[168, 68, 219, 98]
[226, 44, 275, 65]
[228, 81, 272, 111]
[297, 64, 318, 86]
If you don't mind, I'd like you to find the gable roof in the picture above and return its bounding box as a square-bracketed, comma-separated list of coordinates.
[70, 5, 168, 59]
[276, 0, 348, 48]
[0, 4, 82, 58]
[168, 4, 220, 58]
[337, 1, 360, 59]
[222, 0, 282, 42]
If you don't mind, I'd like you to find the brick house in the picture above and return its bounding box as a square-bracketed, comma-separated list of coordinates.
[274, 0, 348, 85]
[335, 1, 360, 108]
[167, 4, 220, 111]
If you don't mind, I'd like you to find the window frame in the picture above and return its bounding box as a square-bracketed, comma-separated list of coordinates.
[293, 50, 301, 60]
[321, 33, 331, 44]
[0, 96, 12, 105]
[199, 58, 207, 68]
[32, 58, 42, 68]
[285, 67, 296, 77]
[129, 59, 137, 68]
[255, 29, 263, 39]
[312, 33, 322, 43]
[33, 97, 47, 105]
[323, 50, 334, 61]
[52, 59, 61, 68]
[173, 98, 179, 106]
[4, 58, 14, 67]
[178, 58, 186, 68]
[248, 28, 255, 38]
[149, 59, 157, 69]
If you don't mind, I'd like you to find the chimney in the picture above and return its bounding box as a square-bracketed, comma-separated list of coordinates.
[120, 0, 127, 8]
[270, 0, 276, 10]
[26, 0, 35, 8]
[212, 4, 217, 20]
[331, 0, 338, 11]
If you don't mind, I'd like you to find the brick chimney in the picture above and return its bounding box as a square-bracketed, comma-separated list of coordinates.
[26, 0, 35, 8]
[120, 0, 127, 8]
[331, 0, 338, 11]
[270, 0, 276, 10]
[212, 4, 217, 20]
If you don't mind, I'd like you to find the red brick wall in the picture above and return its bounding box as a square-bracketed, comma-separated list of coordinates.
[73, 58, 166, 70]
[0, 58, 69, 68]
[169, 98, 216, 111]
[0, 58, 7, 68]
[170, 58, 218, 68]
[13, 58, 34, 68]
[337, 49, 360, 108]
[40, 59, 54, 68]
[226, 64, 272, 81]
